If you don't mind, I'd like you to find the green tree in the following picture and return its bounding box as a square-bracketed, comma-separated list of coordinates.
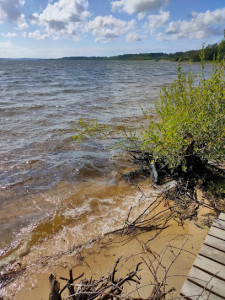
[190, 52, 201, 62]
[218, 40, 225, 60]
[204, 43, 218, 61]
[127, 59, 225, 172]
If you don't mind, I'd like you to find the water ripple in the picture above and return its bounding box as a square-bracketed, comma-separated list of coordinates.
[0, 59, 211, 263]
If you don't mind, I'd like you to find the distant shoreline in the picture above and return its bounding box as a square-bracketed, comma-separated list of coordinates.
[1, 41, 224, 62]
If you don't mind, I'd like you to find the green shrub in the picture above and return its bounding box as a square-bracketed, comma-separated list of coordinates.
[131, 59, 225, 171]
[72, 118, 108, 143]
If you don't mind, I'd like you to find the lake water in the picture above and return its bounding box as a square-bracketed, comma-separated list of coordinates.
[0, 59, 208, 267]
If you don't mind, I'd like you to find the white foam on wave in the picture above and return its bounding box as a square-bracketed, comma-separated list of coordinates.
[63, 202, 92, 218]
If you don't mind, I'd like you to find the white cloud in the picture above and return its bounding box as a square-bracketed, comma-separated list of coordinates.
[19, 0, 25, 6]
[30, 0, 90, 40]
[1, 32, 18, 38]
[17, 14, 29, 30]
[0, 41, 46, 58]
[126, 32, 142, 42]
[87, 15, 135, 42]
[0, 41, 27, 57]
[163, 7, 225, 40]
[0, 10, 5, 24]
[0, 40, 115, 58]
[28, 30, 49, 40]
[111, 0, 169, 15]
[148, 11, 170, 33]
[0, 0, 27, 26]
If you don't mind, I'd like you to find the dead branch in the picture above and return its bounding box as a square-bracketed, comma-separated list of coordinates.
[49, 274, 62, 300]
[52, 259, 142, 300]
[48, 234, 211, 300]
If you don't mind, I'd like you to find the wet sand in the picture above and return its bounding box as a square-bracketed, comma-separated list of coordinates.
[4, 199, 209, 300]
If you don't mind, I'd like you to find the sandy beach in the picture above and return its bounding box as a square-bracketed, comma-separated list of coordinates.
[2, 191, 211, 300]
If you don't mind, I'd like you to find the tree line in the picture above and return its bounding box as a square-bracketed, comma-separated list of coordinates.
[62, 40, 225, 62]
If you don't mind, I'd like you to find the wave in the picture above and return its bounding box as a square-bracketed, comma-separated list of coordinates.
[0, 178, 148, 268]
[62, 89, 80, 93]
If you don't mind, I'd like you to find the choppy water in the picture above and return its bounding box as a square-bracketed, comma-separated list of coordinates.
[0, 59, 208, 266]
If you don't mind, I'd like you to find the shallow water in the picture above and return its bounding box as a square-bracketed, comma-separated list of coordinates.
[0, 59, 211, 267]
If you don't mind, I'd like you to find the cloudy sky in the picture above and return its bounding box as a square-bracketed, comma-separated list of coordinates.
[0, 0, 224, 58]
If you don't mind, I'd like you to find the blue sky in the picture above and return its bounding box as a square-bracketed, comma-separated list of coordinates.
[0, 0, 224, 58]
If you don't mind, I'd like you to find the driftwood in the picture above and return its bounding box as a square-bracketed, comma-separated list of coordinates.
[49, 274, 62, 300]
[48, 237, 197, 300]
[127, 147, 225, 212]
[150, 162, 158, 184]
[49, 258, 142, 300]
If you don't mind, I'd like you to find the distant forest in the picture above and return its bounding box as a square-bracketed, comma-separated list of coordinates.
[62, 40, 225, 62]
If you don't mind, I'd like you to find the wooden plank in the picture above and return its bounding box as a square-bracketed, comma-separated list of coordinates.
[219, 213, 225, 222]
[200, 244, 225, 265]
[209, 226, 225, 241]
[204, 235, 225, 252]
[212, 219, 225, 230]
[188, 267, 225, 297]
[180, 214, 225, 299]
[194, 256, 225, 280]
[180, 279, 220, 300]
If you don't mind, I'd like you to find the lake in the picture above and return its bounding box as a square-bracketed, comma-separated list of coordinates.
[0, 59, 209, 266]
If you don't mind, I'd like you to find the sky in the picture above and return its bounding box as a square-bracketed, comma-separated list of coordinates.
[0, 0, 224, 58]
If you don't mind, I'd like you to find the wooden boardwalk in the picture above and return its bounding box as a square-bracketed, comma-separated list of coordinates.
[180, 213, 225, 299]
